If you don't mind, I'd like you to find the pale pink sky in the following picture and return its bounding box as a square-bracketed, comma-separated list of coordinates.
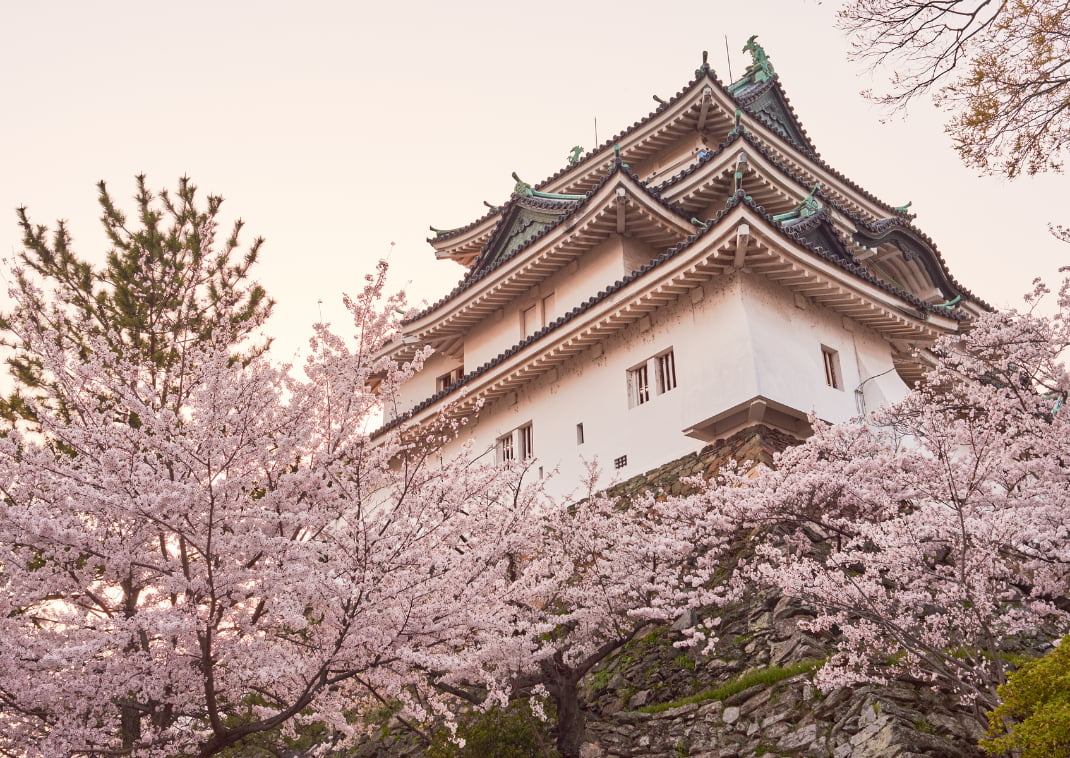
[3, 1, 1065, 364]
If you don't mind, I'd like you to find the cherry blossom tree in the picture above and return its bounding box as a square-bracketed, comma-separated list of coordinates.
[412, 465, 699, 758]
[674, 276, 1070, 730]
[0, 262, 540, 757]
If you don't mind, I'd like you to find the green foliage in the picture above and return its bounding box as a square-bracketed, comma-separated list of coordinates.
[981, 637, 1070, 757]
[639, 659, 823, 714]
[427, 700, 557, 758]
[3, 175, 273, 421]
[674, 654, 697, 671]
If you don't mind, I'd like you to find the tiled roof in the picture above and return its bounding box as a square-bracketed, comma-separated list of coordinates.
[651, 130, 987, 309]
[376, 194, 965, 438]
[402, 165, 695, 327]
[427, 204, 503, 245]
[532, 72, 721, 192]
[850, 214, 994, 311]
[733, 76, 819, 156]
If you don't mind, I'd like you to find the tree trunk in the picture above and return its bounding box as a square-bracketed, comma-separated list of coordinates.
[552, 677, 586, 758]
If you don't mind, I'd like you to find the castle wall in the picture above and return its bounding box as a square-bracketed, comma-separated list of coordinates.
[429, 271, 911, 496]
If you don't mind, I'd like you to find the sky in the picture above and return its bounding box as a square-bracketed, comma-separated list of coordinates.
[2, 0, 1065, 366]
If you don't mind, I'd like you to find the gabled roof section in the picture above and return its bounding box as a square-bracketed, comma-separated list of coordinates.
[851, 215, 993, 312]
[401, 165, 698, 336]
[779, 209, 855, 264]
[378, 196, 967, 438]
[726, 36, 817, 156]
[734, 78, 817, 156]
[429, 41, 912, 251]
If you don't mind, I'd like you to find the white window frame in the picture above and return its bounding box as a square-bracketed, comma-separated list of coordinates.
[655, 349, 677, 394]
[628, 347, 678, 408]
[497, 423, 534, 463]
[628, 362, 651, 407]
[822, 345, 842, 390]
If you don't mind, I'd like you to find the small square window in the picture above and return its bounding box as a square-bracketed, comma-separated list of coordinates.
[822, 346, 842, 390]
[614, 455, 628, 470]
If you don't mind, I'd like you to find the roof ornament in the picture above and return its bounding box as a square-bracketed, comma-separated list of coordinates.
[695, 50, 711, 77]
[732, 152, 753, 204]
[742, 35, 776, 83]
[512, 171, 587, 201]
[511, 172, 534, 196]
[568, 145, 584, 165]
[934, 295, 962, 310]
[728, 108, 750, 138]
[611, 144, 630, 170]
[483, 201, 502, 211]
[894, 201, 914, 215]
[690, 217, 709, 229]
[773, 183, 824, 222]
[429, 225, 462, 237]
[653, 94, 668, 106]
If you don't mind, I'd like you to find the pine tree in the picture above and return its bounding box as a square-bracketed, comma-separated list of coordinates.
[2, 175, 273, 421]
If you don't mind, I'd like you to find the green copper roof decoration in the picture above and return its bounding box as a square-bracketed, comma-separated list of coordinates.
[429, 225, 462, 237]
[727, 109, 750, 138]
[512, 172, 533, 196]
[894, 201, 913, 212]
[568, 145, 584, 165]
[690, 217, 709, 229]
[483, 201, 502, 211]
[512, 172, 585, 201]
[695, 50, 712, 77]
[773, 183, 823, 222]
[934, 295, 962, 309]
[743, 35, 775, 81]
[728, 35, 777, 94]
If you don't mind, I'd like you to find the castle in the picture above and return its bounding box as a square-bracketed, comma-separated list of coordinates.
[378, 39, 985, 492]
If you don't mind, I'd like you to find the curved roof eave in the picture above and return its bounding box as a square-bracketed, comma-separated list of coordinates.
[377, 199, 963, 438]
[401, 165, 698, 332]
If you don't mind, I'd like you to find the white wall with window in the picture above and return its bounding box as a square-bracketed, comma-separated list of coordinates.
[434, 271, 912, 497]
[497, 422, 533, 463]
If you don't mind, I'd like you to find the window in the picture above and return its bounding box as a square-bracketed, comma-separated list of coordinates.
[541, 293, 555, 324]
[518, 423, 533, 459]
[497, 423, 534, 463]
[520, 292, 556, 339]
[576, 422, 585, 445]
[614, 455, 628, 469]
[628, 348, 677, 407]
[655, 350, 677, 393]
[435, 366, 464, 392]
[822, 346, 842, 390]
[497, 433, 515, 462]
[628, 363, 650, 407]
[521, 304, 539, 338]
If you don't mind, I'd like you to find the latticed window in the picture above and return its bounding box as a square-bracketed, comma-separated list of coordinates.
[656, 350, 677, 393]
[629, 364, 650, 407]
[628, 347, 677, 408]
[497, 423, 533, 463]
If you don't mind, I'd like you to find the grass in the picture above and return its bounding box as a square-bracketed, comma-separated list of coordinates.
[637, 658, 824, 714]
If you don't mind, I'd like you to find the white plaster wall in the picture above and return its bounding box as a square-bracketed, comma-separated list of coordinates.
[408, 271, 912, 497]
[739, 273, 910, 421]
[457, 234, 656, 371]
[392, 349, 462, 418]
